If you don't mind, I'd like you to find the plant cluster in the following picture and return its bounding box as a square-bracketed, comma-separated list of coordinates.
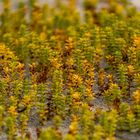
[0, 0, 140, 139]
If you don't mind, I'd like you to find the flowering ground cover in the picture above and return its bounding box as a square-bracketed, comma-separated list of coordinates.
[0, 0, 140, 139]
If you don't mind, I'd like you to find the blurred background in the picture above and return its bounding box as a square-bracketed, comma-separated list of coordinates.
[1, 0, 140, 9]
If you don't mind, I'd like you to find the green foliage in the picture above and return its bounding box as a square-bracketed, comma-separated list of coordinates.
[0, 0, 140, 139]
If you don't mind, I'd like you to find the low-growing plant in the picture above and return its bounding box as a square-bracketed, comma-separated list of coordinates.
[0, 0, 140, 139]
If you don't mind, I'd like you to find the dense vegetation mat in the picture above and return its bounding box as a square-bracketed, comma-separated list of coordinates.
[0, 0, 140, 139]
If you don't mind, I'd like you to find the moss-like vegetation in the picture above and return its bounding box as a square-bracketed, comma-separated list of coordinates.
[0, 0, 140, 139]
